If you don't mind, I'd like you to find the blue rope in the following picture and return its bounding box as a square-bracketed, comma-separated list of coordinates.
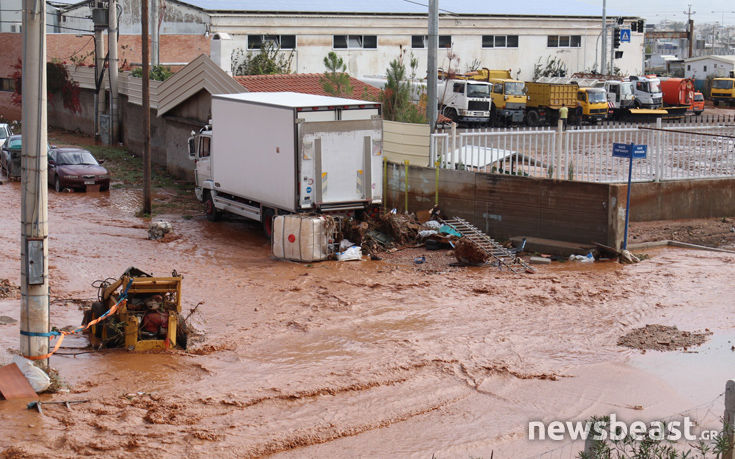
[20, 279, 134, 339]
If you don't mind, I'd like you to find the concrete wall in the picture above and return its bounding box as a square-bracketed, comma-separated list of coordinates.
[0, 93, 21, 121]
[382, 120, 430, 167]
[47, 90, 96, 136]
[385, 161, 626, 248]
[631, 178, 735, 221]
[208, 15, 645, 80]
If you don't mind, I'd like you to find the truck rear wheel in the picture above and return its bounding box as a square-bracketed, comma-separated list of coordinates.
[204, 191, 219, 222]
[262, 208, 275, 239]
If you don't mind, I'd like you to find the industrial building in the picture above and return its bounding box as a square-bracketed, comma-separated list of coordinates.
[54, 0, 645, 80]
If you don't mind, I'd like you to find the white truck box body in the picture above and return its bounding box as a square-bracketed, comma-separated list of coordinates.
[210, 92, 382, 213]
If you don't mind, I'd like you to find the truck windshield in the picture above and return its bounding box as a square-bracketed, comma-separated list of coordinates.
[587, 91, 607, 103]
[648, 80, 661, 93]
[620, 83, 633, 97]
[712, 79, 734, 89]
[504, 82, 525, 96]
[694, 93, 704, 101]
[467, 83, 490, 98]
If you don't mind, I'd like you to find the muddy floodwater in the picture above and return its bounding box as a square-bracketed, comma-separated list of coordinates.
[0, 180, 733, 457]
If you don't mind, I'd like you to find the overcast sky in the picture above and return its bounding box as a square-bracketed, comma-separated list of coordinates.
[578, 0, 733, 25]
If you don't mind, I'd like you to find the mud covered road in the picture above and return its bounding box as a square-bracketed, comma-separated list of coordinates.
[0, 177, 734, 457]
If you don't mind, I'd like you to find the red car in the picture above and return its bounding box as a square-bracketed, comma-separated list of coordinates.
[48, 148, 110, 192]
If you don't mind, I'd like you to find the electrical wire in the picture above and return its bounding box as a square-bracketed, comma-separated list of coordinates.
[0, 9, 92, 20]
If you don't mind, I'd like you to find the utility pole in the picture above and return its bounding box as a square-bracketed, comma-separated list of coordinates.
[20, 0, 49, 367]
[610, 23, 615, 74]
[92, 3, 107, 141]
[151, 0, 159, 66]
[684, 3, 695, 58]
[426, 0, 438, 132]
[109, 0, 119, 143]
[142, 0, 152, 215]
[601, 0, 607, 75]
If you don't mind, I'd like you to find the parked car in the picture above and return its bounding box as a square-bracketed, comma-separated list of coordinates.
[48, 147, 110, 192]
[691, 92, 704, 116]
[0, 123, 10, 148]
[1, 134, 22, 179]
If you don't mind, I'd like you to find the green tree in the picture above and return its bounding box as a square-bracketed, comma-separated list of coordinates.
[320, 52, 353, 97]
[380, 53, 427, 124]
[231, 42, 293, 76]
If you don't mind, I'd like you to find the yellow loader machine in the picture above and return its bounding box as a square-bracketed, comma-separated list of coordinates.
[84, 267, 183, 351]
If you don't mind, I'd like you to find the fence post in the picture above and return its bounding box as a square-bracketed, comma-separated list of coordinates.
[451, 122, 457, 169]
[404, 160, 409, 214]
[383, 157, 388, 211]
[655, 117, 663, 182]
[556, 119, 563, 179]
[725, 379, 735, 459]
[435, 161, 440, 206]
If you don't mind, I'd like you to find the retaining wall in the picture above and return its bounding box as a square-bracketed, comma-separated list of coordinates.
[385, 161, 626, 248]
[631, 178, 735, 221]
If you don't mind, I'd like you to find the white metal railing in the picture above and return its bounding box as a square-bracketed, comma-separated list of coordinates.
[430, 118, 735, 183]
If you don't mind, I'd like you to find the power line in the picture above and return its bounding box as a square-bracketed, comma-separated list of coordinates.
[0, 9, 92, 20]
[0, 20, 93, 33]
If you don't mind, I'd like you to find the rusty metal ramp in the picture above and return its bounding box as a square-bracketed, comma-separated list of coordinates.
[441, 217, 535, 274]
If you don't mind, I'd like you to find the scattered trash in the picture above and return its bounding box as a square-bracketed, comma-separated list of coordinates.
[12, 356, 50, 393]
[619, 250, 641, 264]
[413, 256, 426, 264]
[422, 220, 442, 230]
[569, 252, 595, 263]
[0, 363, 37, 400]
[339, 239, 355, 251]
[454, 238, 489, 265]
[27, 399, 89, 414]
[0, 279, 19, 299]
[148, 220, 173, 240]
[529, 256, 551, 265]
[337, 246, 362, 262]
[439, 225, 463, 238]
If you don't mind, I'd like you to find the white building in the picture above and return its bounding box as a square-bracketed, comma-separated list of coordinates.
[684, 55, 735, 80]
[58, 0, 646, 81]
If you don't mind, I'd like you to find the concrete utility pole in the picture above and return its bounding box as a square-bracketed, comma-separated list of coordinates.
[151, 0, 159, 67]
[684, 4, 695, 58]
[426, 0, 438, 132]
[109, 0, 119, 143]
[601, 0, 607, 75]
[94, 22, 105, 140]
[142, 0, 152, 215]
[20, 0, 49, 367]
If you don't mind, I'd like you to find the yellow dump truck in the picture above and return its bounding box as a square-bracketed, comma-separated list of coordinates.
[457, 68, 526, 124]
[712, 73, 735, 106]
[525, 82, 607, 126]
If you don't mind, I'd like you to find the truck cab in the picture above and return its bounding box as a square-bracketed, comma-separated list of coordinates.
[575, 88, 608, 123]
[597, 81, 635, 110]
[438, 79, 493, 125]
[188, 126, 213, 203]
[630, 75, 663, 109]
[711, 77, 735, 106]
[488, 79, 526, 124]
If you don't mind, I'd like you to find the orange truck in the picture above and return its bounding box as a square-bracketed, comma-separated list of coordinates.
[660, 78, 695, 117]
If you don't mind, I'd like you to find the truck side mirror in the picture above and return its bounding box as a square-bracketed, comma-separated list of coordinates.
[188, 137, 197, 160]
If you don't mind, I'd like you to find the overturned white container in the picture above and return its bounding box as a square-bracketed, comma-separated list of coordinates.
[272, 215, 330, 262]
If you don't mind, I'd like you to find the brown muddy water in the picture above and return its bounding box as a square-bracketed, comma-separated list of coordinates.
[0, 180, 733, 457]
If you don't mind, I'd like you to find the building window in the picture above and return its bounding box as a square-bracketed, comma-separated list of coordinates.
[687, 64, 691, 71]
[548, 35, 581, 48]
[0, 78, 16, 92]
[482, 35, 519, 48]
[703, 65, 707, 72]
[333, 35, 377, 49]
[412, 35, 452, 48]
[248, 35, 296, 49]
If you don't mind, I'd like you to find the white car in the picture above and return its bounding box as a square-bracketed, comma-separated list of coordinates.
[0, 123, 9, 148]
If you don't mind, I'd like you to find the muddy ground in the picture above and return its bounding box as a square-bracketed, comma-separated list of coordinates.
[0, 133, 734, 457]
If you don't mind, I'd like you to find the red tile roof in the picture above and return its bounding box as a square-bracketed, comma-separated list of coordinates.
[0, 33, 209, 78]
[234, 73, 381, 101]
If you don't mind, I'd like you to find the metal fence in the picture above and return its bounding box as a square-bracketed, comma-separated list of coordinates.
[430, 117, 735, 183]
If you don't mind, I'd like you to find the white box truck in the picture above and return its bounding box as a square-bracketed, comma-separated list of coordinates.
[188, 92, 383, 236]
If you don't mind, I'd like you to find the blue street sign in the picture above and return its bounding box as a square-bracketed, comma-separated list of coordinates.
[620, 28, 631, 43]
[632, 144, 647, 158]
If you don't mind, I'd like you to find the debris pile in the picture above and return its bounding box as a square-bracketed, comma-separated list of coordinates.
[148, 221, 173, 240]
[617, 324, 712, 351]
[0, 279, 19, 299]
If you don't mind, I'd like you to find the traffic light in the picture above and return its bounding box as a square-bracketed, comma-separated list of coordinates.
[631, 21, 637, 32]
[615, 51, 624, 59]
[613, 27, 621, 48]
[638, 20, 645, 33]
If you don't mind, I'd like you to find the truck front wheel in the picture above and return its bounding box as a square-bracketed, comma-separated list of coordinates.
[526, 110, 540, 127]
[204, 191, 219, 222]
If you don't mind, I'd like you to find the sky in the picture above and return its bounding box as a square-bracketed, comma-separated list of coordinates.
[580, 0, 734, 25]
